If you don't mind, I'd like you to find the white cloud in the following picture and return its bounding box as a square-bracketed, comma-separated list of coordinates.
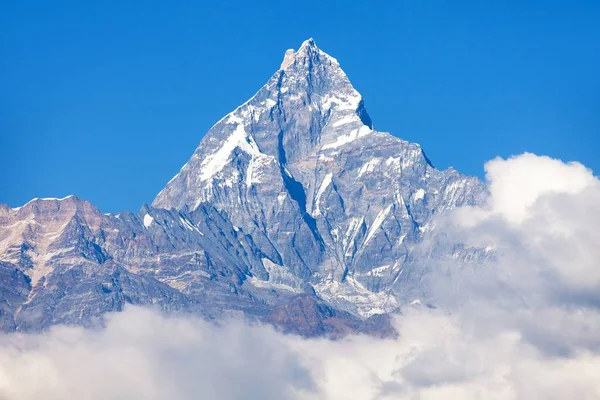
[2, 306, 599, 400]
[0, 308, 315, 400]
[1, 153, 599, 400]
[440, 153, 600, 300]
[485, 153, 597, 224]
[453, 153, 598, 226]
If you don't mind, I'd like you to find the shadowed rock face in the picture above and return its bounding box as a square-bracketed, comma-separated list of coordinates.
[267, 294, 398, 338]
[0, 39, 487, 336]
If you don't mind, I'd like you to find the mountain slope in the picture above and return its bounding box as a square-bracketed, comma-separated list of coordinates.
[0, 39, 486, 335]
[153, 38, 486, 316]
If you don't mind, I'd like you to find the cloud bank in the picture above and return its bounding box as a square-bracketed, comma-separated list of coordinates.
[1, 153, 599, 400]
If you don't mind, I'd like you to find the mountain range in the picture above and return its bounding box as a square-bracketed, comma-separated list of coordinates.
[0, 39, 487, 336]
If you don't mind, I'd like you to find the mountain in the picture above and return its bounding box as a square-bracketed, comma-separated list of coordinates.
[0, 39, 486, 336]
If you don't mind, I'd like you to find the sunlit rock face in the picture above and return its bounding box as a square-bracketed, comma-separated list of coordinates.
[0, 39, 486, 336]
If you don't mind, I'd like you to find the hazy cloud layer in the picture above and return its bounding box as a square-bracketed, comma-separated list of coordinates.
[1, 153, 599, 400]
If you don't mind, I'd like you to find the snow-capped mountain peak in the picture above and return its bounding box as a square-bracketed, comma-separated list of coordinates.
[151, 39, 485, 318]
[0, 39, 487, 336]
[153, 39, 375, 210]
[280, 38, 335, 69]
[277, 38, 366, 118]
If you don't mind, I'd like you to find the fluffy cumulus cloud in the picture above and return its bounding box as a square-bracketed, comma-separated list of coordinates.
[1, 153, 600, 400]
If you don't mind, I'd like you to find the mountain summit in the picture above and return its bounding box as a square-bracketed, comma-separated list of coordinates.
[0, 40, 486, 335]
[152, 38, 484, 316]
[154, 38, 373, 211]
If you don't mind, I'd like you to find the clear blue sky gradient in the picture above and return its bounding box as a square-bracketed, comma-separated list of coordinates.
[2, 0, 599, 212]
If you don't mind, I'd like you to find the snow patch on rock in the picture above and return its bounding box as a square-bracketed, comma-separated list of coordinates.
[365, 205, 392, 245]
[312, 173, 333, 216]
[322, 125, 372, 150]
[358, 158, 382, 177]
[143, 214, 154, 228]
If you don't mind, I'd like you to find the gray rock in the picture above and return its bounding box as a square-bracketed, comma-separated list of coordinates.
[0, 39, 487, 336]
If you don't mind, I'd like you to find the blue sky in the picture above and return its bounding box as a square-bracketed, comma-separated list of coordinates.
[1, 0, 598, 212]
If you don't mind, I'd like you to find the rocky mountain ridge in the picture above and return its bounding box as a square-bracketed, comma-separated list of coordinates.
[0, 39, 487, 336]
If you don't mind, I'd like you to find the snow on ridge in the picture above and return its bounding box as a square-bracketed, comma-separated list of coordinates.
[247, 258, 302, 293]
[321, 93, 361, 112]
[358, 158, 382, 177]
[179, 216, 202, 234]
[198, 120, 275, 185]
[331, 114, 360, 128]
[364, 205, 393, 245]
[244, 137, 275, 186]
[39, 195, 75, 201]
[199, 123, 246, 181]
[366, 264, 391, 278]
[312, 173, 333, 216]
[12, 195, 76, 211]
[343, 217, 364, 256]
[413, 188, 425, 201]
[315, 276, 398, 318]
[143, 214, 154, 228]
[322, 125, 372, 150]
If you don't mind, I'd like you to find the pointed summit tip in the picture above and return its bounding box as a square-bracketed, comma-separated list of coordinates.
[280, 38, 325, 70]
[300, 37, 317, 49]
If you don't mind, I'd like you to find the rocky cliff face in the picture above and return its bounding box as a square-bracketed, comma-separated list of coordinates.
[0, 39, 487, 336]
